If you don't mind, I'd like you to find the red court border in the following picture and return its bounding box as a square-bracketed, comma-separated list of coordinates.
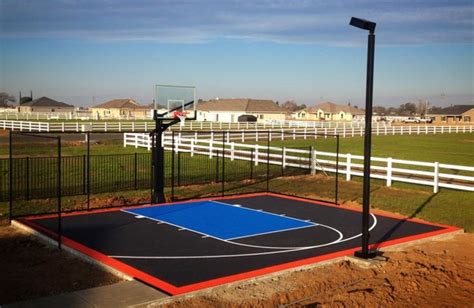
[18, 192, 460, 296]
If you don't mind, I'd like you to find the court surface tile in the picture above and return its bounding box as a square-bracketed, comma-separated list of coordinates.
[21, 192, 459, 295]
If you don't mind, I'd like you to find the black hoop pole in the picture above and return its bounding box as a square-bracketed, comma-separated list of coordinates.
[152, 107, 183, 204]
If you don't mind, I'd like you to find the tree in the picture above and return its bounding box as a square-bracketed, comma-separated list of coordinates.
[398, 102, 417, 116]
[281, 100, 306, 112]
[373, 106, 387, 115]
[20, 96, 32, 105]
[0, 92, 16, 107]
[428, 106, 443, 113]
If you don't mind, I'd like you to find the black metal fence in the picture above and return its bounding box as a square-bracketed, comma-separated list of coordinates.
[4, 130, 339, 219]
[1, 153, 153, 202]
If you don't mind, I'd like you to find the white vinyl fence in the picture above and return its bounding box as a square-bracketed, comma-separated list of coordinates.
[0, 119, 373, 132]
[123, 133, 474, 193]
[2, 119, 473, 139]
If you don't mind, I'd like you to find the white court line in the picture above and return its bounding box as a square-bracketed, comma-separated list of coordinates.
[122, 208, 341, 250]
[122, 200, 317, 242]
[109, 215, 378, 260]
[225, 224, 317, 241]
[211, 200, 317, 226]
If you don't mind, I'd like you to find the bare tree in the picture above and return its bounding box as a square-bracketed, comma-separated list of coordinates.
[0, 92, 16, 107]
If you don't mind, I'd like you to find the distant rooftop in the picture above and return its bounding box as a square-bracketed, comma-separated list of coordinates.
[197, 98, 284, 113]
[21, 96, 74, 108]
[307, 102, 365, 115]
[428, 104, 474, 115]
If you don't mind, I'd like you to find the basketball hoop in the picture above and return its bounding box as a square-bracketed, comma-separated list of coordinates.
[173, 110, 187, 126]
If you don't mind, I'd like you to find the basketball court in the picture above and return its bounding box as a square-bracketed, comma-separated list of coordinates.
[18, 192, 458, 295]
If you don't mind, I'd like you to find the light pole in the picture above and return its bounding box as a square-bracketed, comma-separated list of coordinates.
[350, 17, 378, 259]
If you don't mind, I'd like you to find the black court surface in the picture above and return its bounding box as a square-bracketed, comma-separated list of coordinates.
[19, 193, 459, 295]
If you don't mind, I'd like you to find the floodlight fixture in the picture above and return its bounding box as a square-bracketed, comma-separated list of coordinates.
[350, 17, 376, 33]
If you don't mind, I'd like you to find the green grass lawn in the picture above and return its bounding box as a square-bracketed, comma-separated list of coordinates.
[1, 131, 472, 232]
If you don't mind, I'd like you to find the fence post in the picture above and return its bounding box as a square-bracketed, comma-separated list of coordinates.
[87, 132, 90, 211]
[255, 145, 259, 166]
[346, 154, 351, 181]
[209, 137, 213, 159]
[215, 150, 220, 182]
[433, 162, 439, 193]
[177, 151, 181, 186]
[250, 148, 254, 179]
[190, 139, 194, 157]
[417, 126, 420, 134]
[26, 157, 30, 200]
[82, 154, 86, 194]
[57, 136, 62, 249]
[310, 147, 316, 175]
[230, 142, 235, 161]
[134, 153, 138, 190]
[293, 128, 296, 140]
[386, 157, 392, 187]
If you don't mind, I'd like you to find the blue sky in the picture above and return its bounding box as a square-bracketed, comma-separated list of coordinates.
[0, 0, 473, 107]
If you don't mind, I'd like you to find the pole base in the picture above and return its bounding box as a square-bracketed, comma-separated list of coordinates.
[354, 249, 378, 259]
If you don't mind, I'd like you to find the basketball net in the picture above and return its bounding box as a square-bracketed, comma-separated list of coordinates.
[173, 111, 187, 127]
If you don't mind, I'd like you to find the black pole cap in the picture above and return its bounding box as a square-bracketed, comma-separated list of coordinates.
[349, 17, 376, 33]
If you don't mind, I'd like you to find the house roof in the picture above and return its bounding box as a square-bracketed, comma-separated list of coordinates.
[21, 96, 74, 108]
[146, 102, 165, 109]
[427, 105, 474, 115]
[93, 99, 140, 109]
[197, 99, 284, 113]
[307, 102, 365, 115]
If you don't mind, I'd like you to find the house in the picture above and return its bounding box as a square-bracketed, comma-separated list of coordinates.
[90, 99, 152, 119]
[18, 97, 75, 114]
[290, 109, 309, 120]
[304, 102, 365, 121]
[196, 98, 286, 122]
[426, 105, 474, 124]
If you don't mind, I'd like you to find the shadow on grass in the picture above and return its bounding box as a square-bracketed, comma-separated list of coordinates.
[373, 193, 438, 250]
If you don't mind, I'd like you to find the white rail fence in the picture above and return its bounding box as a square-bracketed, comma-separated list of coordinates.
[2, 120, 473, 139]
[0, 119, 377, 132]
[124, 133, 474, 193]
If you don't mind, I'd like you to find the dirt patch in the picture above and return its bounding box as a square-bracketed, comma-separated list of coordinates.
[0, 225, 122, 305]
[156, 233, 474, 307]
